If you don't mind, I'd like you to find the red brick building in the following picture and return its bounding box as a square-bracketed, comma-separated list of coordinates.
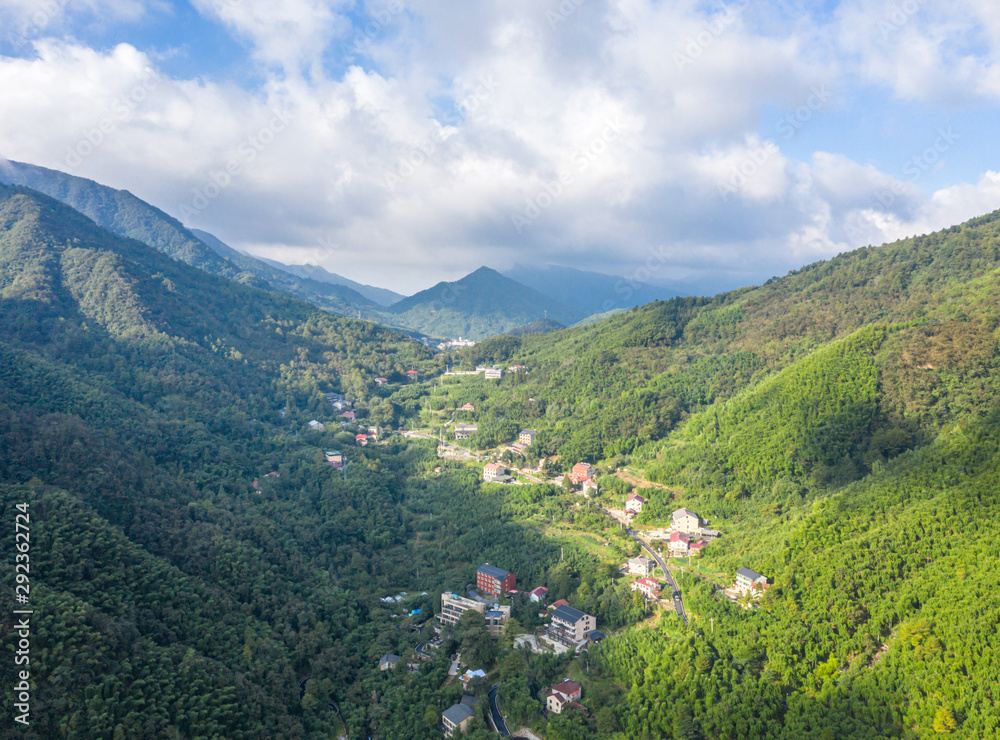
[476, 563, 516, 596]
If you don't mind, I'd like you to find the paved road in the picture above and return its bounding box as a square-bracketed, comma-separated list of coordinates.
[487, 684, 511, 736]
[625, 527, 688, 627]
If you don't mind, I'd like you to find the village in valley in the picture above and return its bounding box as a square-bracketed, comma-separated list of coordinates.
[278, 354, 772, 738]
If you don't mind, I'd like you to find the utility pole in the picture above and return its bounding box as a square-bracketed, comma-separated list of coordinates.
[710, 618, 714, 634]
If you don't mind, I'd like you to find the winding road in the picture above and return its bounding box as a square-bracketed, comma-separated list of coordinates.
[487, 684, 511, 736]
[626, 527, 688, 627]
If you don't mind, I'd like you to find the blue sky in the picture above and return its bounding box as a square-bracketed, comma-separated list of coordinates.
[1, 0, 999, 294]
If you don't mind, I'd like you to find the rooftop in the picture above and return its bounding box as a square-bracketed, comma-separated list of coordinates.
[442, 703, 475, 724]
[551, 604, 587, 623]
[737, 567, 764, 581]
[477, 563, 511, 580]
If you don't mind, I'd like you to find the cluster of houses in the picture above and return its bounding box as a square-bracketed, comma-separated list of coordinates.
[438, 337, 477, 351]
[566, 462, 599, 496]
[438, 564, 517, 638]
[663, 508, 720, 558]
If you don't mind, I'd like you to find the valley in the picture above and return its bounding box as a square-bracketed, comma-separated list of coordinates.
[2, 181, 1000, 739]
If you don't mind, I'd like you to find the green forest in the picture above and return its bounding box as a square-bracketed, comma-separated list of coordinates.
[3, 181, 1000, 738]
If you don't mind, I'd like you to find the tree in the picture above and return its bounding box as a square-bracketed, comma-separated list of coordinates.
[933, 707, 957, 734]
[423, 705, 439, 729]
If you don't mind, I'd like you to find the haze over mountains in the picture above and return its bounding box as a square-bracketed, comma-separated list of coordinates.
[0, 160, 699, 340]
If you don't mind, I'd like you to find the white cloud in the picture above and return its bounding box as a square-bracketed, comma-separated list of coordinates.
[0, 1, 998, 294]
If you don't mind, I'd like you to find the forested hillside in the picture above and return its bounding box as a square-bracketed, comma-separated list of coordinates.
[0, 160, 385, 318]
[385, 208, 1000, 738]
[4, 178, 1000, 739]
[0, 184, 498, 739]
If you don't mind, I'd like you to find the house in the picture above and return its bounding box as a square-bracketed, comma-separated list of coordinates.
[690, 539, 709, 555]
[355, 434, 368, 447]
[735, 567, 769, 593]
[405, 370, 419, 381]
[585, 629, 606, 644]
[628, 556, 655, 577]
[460, 403, 475, 412]
[339, 410, 356, 420]
[307, 420, 325, 431]
[379, 654, 400, 671]
[700, 528, 721, 540]
[375, 377, 388, 386]
[454, 424, 478, 440]
[572, 462, 596, 480]
[476, 563, 516, 596]
[625, 494, 647, 515]
[518, 430, 536, 446]
[367, 425, 382, 438]
[632, 578, 662, 600]
[332, 400, 350, 411]
[484, 367, 503, 380]
[458, 669, 487, 689]
[325, 450, 343, 466]
[671, 508, 701, 533]
[546, 679, 583, 714]
[442, 702, 475, 737]
[483, 463, 506, 482]
[581, 478, 599, 496]
[508, 364, 526, 372]
[669, 531, 692, 555]
[484, 606, 511, 637]
[549, 604, 597, 645]
[438, 592, 487, 627]
[548, 599, 570, 611]
[460, 695, 478, 709]
[529, 586, 549, 603]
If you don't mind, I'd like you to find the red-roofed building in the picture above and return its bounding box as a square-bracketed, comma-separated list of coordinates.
[375, 377, 388, 386]
[461, 403, 475, 411]
[632, 578, 662, 600]
[548, 599, 570, 611]
[339, 410, 356, 420]
[529, 586, 548, 603]
[405, 370, 419, 382]
[546, 679, 583, 714]
[669, 530, 692, 555]
[690, 539, 709, 555]
[572, 462, 596, 479]
[581, 478, 599, 496]
[355, 434, 368, 447]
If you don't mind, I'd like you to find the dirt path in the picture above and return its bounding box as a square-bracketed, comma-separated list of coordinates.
[613, 468, 683, 495]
